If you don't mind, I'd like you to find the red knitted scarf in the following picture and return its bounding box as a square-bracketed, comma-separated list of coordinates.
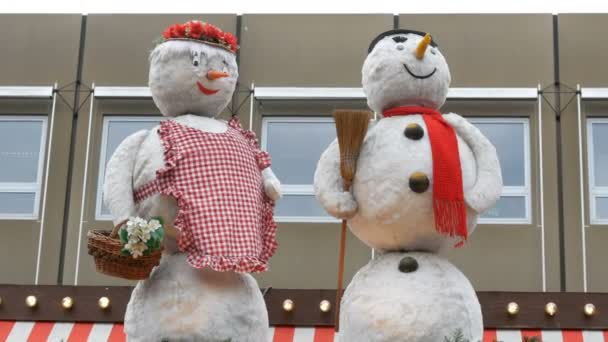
[383, 106, 467, 242]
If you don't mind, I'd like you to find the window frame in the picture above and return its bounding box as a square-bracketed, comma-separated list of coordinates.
[261, 116, 339, 223]
[586, 118, 608, 225]
[262, 116, 532, 224]
[469, 117, 532, 225]
[0, 115, 48, 220]
[95, 115, 163, 221]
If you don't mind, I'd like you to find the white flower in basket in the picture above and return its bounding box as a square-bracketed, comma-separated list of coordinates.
[119, 217, 165, 258]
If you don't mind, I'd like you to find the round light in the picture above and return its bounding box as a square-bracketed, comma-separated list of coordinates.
[320, 300, 331, 313]
[61, 297, 74, 310]
[545, 302, 558, 317]
[282, 299, 294, 312]
[584, 303, 596, 317]
[25, 295, 37, 308]
[98, 296, 110, 310]
[506, 302, 519, 316]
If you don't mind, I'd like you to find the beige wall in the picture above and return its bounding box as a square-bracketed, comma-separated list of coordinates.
[558, 14, 608, 292]
[0, 14, 81, 284]
[0, 13, 603, 293]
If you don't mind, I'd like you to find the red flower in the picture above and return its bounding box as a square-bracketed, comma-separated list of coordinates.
[224, 32, 238, 51]
[204, 23, 222, 40]
[185, 21, 203, 39]
[162, 27, 172, 39]
[169, 23, 186, 38]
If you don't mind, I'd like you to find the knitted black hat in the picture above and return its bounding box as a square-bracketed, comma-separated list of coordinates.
[368, 29, 438, 54]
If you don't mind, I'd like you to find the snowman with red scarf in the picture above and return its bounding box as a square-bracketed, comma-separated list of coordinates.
[314, 29, 503, 341]
[103, 21, 281, 341]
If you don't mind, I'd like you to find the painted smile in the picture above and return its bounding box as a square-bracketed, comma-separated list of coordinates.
[403, 64, 437, 79]
[196, 81, 219, 95]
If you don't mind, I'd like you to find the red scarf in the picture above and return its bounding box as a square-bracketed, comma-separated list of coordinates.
[383, 106, 467, 242]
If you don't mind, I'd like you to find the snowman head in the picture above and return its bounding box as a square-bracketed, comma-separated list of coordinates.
[149, 21, 239, 118]
[362, 29, 451, 113]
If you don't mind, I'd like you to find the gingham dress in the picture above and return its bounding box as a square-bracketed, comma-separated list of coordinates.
[132, 116, 277, 273]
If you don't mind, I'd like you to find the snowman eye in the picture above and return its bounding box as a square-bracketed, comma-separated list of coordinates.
[193, 60, 199, 67]
[396, 44, 405, 51]
[430, 49, 437, 55]
[392, 36, 407, 43]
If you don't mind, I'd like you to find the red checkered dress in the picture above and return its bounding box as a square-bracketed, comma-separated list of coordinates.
[133, 116, 277, 273]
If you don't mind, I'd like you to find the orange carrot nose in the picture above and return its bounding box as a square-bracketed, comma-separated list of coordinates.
[206, 70, 229, 80]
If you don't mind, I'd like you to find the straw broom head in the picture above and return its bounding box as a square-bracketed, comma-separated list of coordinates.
[333, 109, 372, 191]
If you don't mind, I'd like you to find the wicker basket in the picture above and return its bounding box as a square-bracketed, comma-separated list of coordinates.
[87, 223, 163, 280]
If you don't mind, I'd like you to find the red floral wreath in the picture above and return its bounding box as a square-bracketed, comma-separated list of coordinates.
[160, 20, 238, 53]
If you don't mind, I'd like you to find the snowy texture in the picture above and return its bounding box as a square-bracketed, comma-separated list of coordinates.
[149, 40, 238, 118]
[103, 130, 149, 226]
[362, 32, 451, 113]
[315, 113, 502, 252]
[124, 253, 269, 342]
[339, 252, 483, 342]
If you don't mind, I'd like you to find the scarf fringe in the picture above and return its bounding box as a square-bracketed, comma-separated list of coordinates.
[433, 199, 468, 241]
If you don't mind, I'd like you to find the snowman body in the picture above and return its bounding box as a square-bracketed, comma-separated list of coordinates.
[124, 254, 269, 342]
[103, 22, 280, 342]
[339, 252, 482, 342]
[315, 29, 502, 342]
[350, 115, 478, 252]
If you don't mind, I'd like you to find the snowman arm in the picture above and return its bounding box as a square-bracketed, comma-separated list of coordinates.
[313, 139, 358, 219]
[262, 167, 282, 201]
[442, 113, 503, 213]
[103, 129, 150, 226]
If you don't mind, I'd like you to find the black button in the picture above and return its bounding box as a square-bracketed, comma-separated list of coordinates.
[398, 256, 419, 273]
[404, 123, 424, 140]
[409, 172, 430, 193]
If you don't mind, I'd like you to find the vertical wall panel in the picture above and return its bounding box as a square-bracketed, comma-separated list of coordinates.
[558, 14, 608, 292]
[0, 14, 81, 284]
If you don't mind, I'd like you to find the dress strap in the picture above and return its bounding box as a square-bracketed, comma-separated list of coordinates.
[228, 116, 271, 170]
[133, 180, 160, 204]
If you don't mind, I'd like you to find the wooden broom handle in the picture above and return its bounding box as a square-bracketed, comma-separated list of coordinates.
[335, 182, 351, 331]
[335, 218, 347, 331]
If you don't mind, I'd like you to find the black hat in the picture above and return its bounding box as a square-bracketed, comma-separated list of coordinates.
[368, 29, 438, 54]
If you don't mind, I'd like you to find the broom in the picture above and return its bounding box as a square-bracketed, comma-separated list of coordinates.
[332, 109, 371, 331]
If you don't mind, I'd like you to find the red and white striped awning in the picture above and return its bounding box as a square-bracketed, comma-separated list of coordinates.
[2, 322, 608, 342]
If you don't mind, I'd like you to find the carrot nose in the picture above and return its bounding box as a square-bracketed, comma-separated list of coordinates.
[415, 33, 432, 60]
[206, 70, 229, 80]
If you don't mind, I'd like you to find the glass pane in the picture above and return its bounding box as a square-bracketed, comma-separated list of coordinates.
[0, 119, 44, 183]
[0, 192, 36, 215]
[473, 121, 527, 187]
[480, 196, 527, 220]
[591, 122, 608, 187]
[99, 118, 162, 218]
[594, 197, 608, 220]
[266, 120, 336, 185]
[275, 194, 332, 218]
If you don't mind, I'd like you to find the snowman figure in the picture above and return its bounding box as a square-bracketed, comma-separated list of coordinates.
[103, 21, 281, 342]
[314, 29, 502, 341]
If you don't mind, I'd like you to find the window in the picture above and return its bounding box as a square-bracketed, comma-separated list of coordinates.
[586, 118, 608, 224]
[262, 116, 531, 223]
[470, 118, 531, 224]
[261, 117, 338, 222]
[95, 116, 163, 220]
[0, 116, 48, 219]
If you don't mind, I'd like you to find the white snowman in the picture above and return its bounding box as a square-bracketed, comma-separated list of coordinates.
[314, 29, 503, 341]
[103, 21, 281, 342]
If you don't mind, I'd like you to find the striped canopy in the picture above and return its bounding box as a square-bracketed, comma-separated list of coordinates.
[2, 322, 608, 342]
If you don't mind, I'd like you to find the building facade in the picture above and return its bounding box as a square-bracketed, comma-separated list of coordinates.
[0, 13, 606, 293]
